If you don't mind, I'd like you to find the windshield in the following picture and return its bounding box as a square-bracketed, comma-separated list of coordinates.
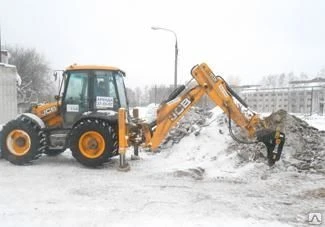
[93, 70, 127, 110]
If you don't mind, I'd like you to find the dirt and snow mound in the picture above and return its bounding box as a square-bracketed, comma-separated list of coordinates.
[160, 107, 212, 148]
[227, 110, 325, 172]
[282, 112, 325, 171]
[160, 107, 325, 175]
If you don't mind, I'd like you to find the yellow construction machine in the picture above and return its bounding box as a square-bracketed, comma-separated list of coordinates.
[0, 63, 285, 170]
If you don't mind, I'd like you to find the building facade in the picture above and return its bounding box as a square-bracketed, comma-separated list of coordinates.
[236, 78, 325, 115]
[0, 64, 18, 124]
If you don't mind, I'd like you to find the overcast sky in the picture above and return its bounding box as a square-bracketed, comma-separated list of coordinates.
[1, 0, 325, 88]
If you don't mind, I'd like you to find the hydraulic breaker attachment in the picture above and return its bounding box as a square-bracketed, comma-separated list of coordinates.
[256, 129, 286, 166]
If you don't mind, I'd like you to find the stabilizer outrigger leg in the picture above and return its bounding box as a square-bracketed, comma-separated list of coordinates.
[118, 152, 130, 172]
[117, 108, 130, 172]
[256, 129, 286, 166]
[131, 146, 140, 160]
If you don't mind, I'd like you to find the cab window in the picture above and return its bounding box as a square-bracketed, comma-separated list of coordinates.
[94, 71, 118, 109]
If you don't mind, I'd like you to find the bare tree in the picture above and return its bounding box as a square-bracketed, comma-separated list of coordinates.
[317, 68, 325, 78]
[260, 74, 278, 88]
[126, 87, 137, 107]
[8, 46, 55, 103]
[225, 75, 241, 86]
[260, 72, 310, 88]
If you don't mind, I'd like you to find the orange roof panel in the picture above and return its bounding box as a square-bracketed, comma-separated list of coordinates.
[66, 64, 121, 71]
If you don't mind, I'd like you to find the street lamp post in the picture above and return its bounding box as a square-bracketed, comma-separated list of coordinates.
[151, 26, 178, 88]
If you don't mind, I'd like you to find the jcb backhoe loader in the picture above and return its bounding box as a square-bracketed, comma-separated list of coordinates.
[0, 63, 285, 170]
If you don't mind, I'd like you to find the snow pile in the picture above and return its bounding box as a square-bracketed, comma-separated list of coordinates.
[227, 110, 325, 172]
[157, 107, 325, 179]
[283, 113, 325, 171]
[134, 103, 158, 123]
[151, 107, 262, 180]
[300, 114, 325, 131]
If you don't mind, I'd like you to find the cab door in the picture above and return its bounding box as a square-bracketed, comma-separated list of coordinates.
[62, 71, 89, 127]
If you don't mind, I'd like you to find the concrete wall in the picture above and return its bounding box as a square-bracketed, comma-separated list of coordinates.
[0, 64, 18, 124]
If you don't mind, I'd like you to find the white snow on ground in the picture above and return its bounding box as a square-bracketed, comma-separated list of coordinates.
[0, 108, 324, 226]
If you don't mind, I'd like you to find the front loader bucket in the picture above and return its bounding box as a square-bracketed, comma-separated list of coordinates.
[256, 129, 285, 166]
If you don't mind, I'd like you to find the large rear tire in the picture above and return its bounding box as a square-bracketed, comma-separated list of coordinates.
[0, 117, 45, 165]
[70, 119, 118, 167]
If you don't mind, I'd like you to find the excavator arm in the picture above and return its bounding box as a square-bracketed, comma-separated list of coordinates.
[117, 63, 285, 170]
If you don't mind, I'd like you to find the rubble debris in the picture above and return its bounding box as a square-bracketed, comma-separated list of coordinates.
[228, 110, 325, 172]
[301, 188, 325, 198]
[160, 107, 325, 173]
[159, 107, 212, 149]
[172, 167, 205, 180]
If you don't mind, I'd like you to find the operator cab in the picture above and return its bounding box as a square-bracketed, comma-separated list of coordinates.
[62, 65, 128, 127]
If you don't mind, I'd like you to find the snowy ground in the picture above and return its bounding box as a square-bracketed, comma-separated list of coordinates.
[0, 110, 324, 226]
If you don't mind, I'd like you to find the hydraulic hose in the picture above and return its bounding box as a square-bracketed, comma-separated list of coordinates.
[227, 108, 258, 144]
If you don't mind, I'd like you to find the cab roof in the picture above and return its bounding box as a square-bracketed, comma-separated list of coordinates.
[65, 64, 121, 71]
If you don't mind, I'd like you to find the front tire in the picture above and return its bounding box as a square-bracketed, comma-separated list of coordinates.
[1, 117, 44, 165]
[70, 119, 118, 167]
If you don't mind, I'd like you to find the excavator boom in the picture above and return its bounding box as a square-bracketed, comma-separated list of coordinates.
[118, 63, 285, 170]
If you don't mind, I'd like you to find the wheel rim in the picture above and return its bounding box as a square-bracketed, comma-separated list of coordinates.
[78, 131, 105, 159]
[6, 130, 31, 156]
